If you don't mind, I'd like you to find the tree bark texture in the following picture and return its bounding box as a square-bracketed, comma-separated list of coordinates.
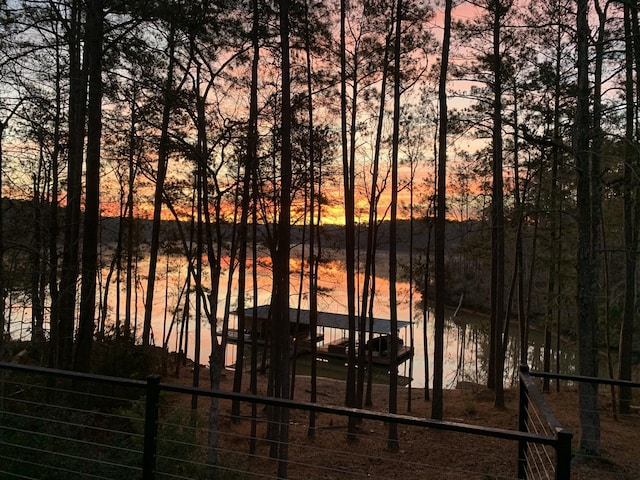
[575, 0, 600, 456]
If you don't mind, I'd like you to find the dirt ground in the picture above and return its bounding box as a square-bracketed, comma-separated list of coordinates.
[168, 359, 640, 480]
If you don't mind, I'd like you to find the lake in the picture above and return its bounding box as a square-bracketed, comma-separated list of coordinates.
[5, 250, 576, 388]
[137, 252, 577, 389]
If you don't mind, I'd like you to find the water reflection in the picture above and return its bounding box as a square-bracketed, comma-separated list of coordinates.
[224, 311, 577, 390]
[7, 251, 577, 389]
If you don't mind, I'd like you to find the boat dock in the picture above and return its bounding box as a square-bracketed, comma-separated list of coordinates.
[236, 306, 414, 366]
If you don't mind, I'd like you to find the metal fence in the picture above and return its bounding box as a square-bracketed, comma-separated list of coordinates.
[0, 362, 149, 479]
[518, 365, 572, 479]
[528, 368, 640, 480]
[0, 361, 573, 479]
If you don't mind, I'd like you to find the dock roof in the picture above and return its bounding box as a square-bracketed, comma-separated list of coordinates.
[241, 305, 411, 335]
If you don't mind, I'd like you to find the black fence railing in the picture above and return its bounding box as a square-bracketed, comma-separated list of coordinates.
[527, 367, 640, 480]
[529, 369, 640, 390]
[518, 365, 572, 479]
[1, 361, 573, 479]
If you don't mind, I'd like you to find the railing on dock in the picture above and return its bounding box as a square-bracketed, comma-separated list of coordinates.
[0, 361, 575, 479]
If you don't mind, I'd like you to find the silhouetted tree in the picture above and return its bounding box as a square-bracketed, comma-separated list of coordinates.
[575, 0, 600, 455]
[432, 0, 452, 421]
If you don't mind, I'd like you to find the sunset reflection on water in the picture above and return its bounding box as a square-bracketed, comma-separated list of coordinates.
[7, 250, 568, 389]
[127, 252, 529, 389]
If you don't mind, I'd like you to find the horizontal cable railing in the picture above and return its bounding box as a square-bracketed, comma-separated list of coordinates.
[0, 364, 147, 479]
[528, 368, 640, 480]
[1, 361, 572, 479]
[519, 365, 572, 480]
[529, 370, 640, 389]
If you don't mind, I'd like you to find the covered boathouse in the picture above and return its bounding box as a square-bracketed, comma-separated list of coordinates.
[235, 305, 414, 366]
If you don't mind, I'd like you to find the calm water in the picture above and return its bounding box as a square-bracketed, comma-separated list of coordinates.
[6, 251, 576, 388]
[140, 253, 577, 388]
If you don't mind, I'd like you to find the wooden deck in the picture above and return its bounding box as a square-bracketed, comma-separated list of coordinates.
[317, 337, 414, 366]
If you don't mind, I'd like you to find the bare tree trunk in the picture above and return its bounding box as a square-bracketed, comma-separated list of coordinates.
[192, 167, 203, 411]
[249, 0, 261, 445]
[575, 0, 600, 456]
[407, 161, 415, 412]
[541, 8, 566, 388]
[31, 161, 45, 347]
[433, 0, 452, 421]
[366, 253, 378, 406]
[74, 0, 103, 372]
[270, 2, 292, 475]
[387, 0, 402, 451]
[0, 121, 5, 356]
[290, 195, 307, 400]
[619, 1, 637, 415]
[250, 160, 260, 452]
[358, 1, 395, 410]
[235, 4, 260, 417]
[510, 83, 528, 370]
[489, 0, 507, 409]
[302, 0, 319, 437]
[423, 194, 434, 402]
[47, 49, 62, 367]
[125, 159, 136, 342]
[123, 85, 139, 342]
[339, 0, 358, 433]
[58, 0, 87, 369]
[142, 23, 177, 347]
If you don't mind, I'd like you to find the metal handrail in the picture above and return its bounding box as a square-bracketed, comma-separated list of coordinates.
[529, 369, 640, 389]
[1, 360, 573, 479]
[518, 364, 572, 480]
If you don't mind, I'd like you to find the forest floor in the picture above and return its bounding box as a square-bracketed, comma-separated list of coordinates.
[166, 356, 640, 480]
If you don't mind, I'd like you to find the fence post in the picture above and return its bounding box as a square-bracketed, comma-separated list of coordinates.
[555, 428, 572, 480]
[518, 365, 529, 479]
[143, 375, 161, 480]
